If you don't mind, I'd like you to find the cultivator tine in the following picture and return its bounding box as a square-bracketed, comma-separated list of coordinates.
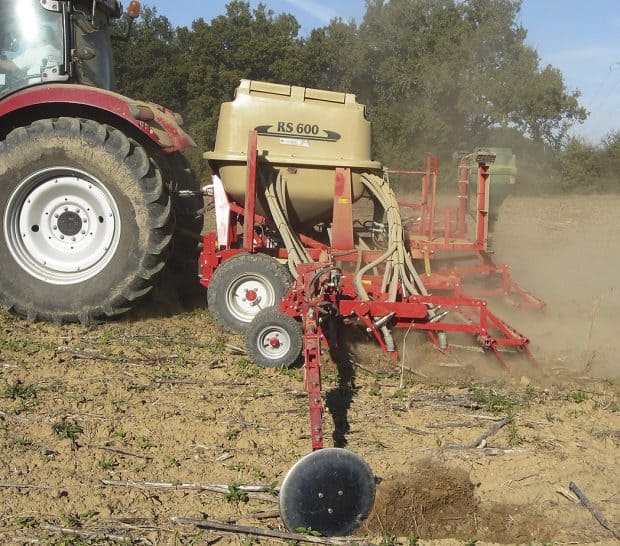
[505, 279, 546, 310]
[490, 343, 511, 372]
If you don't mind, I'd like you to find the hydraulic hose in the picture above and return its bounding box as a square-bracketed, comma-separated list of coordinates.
[358, 172, 440, 321]
[262, 172, 312, 276]
[359, 173, 427, 301]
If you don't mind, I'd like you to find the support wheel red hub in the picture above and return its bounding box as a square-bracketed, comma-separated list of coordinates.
[245, 307, 302, 368]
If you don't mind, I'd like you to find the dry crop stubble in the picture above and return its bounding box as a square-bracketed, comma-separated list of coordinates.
[0, 194, 618, 544]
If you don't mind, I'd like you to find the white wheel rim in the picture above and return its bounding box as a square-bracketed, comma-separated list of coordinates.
[226, 273, 276, 323]
[4, 167, 121, 285]
[256, 324, 292, 361]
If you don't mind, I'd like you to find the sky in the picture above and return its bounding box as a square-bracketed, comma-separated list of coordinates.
[147, 0, 620, 144]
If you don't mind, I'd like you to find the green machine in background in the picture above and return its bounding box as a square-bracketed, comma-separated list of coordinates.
[469, 146, 517, 220]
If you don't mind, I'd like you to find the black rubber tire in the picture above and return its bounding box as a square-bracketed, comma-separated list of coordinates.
[245, 307, 303, 368]
[157, 151, 204, 302]
[0, 117, 173, 323]
[207, 253, 292, 333]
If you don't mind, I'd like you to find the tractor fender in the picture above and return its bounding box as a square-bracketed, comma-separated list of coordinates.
[0, 84, 195, 152]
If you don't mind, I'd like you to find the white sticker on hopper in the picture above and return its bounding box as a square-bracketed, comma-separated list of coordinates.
[0, 74, 5, 86]
[280, 138, 310, 147]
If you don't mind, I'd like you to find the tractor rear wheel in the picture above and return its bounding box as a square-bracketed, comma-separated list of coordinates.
[207, 253, 292, 333]
[0, 117, 173, 323]
[245, 307, 302, 368]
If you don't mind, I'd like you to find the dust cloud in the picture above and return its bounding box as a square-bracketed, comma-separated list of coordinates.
[491, 193, 620, 379]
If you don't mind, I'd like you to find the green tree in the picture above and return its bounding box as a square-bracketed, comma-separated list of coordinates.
[599, 131, 620, 190]
[178, 1, 305, 176]
[109, 0, 595, 188]
[305, 0, 587, 165]
[112, 7, 187, 112]
[302, 19, 363, 91]
[558, 137, 601, 191]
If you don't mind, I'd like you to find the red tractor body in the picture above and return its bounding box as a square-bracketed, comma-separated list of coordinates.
[0, 0, 197, 323]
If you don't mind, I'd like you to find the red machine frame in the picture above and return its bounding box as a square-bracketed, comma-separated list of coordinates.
[394, 157, 544, 309]
[199, 131, 539, 450]
[200, 132, 536, 372]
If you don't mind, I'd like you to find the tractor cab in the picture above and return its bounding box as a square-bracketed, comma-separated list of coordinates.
[0, 0, 135, 99]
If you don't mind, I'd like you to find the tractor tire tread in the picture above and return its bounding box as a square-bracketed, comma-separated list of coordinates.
[0, 117, 173, 324]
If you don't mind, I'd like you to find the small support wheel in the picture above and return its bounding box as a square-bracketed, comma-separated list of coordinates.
[207, 253, 292, 333]
[279, 448, 375, 536]
[245, 307, 302, 368]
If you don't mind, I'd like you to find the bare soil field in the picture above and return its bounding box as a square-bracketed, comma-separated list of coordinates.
[0, 194, 618, 545]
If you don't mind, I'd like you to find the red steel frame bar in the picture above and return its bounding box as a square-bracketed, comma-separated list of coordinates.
[242, 130, 258, 252]
[457, 157, 469, 238]
[303, 307, 324, 451]
[427, 157, 439, 242]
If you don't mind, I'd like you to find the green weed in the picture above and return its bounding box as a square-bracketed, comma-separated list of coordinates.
[226, 428, 241, 441]
[379, 533, 399, 546]
[13, 516, 36, 529]
[368, 382, 382, 396]
[278, 366, 303, 380]
[471, 388, 515, 414]
[235, 358, 261, 378]
[98, 457, 119, 471]
[12, 436, 32, 447]
[295, 527, 322, 537]
[137, 436, 155, 449]
[570, 390, 588, 403]
[225, 483, 249, 504]
[58, 511, 81, 528]
[507, 422, 525, 446]
[3, 379, 38, 400]
[52, 419, 83, 443]
[110, 428, 126, 440]
[165, 456, 181, 468]
[373, 437, 387, 450]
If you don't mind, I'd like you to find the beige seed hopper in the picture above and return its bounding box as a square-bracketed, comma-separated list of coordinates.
[205, 79, 381, 226]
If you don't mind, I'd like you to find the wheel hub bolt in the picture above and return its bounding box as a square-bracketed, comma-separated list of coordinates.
[269, 336, 281, 348]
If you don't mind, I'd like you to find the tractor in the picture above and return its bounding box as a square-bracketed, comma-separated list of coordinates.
[0, 0, 198, 324]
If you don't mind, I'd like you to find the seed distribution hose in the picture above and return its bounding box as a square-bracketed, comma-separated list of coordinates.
[263, 170, 440, 325]
[357, 172, 431, 303]
[263, 173, 313, 277]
